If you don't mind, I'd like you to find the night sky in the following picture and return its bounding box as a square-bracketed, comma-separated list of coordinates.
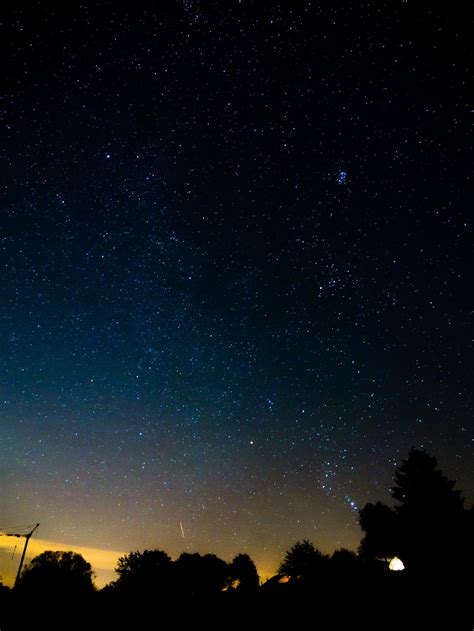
[1, 2, 473, 585]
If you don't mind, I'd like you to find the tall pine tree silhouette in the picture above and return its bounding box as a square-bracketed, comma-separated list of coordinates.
[360, 448, 471, 576]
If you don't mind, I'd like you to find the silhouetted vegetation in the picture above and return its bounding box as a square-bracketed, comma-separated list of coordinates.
[278, 539, 328, 584]
[113, 549, 173, 596]
[1, 449, 472, 630]
[228, 553, 259, 592]
[175, 552, 229, 597]
[16, 550, 95, 597]
[359, 448, 473, 579]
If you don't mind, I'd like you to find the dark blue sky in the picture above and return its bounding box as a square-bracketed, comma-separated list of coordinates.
[1, 1, 472, 580]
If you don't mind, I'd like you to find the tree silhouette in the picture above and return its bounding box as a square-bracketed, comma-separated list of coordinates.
[114, 549, 173, 595]
[330, 548, 359, 569]
[17, 550, 95, 596]
[200, 553, 229, 595]
[278, 540, 328, 582]
[392, 448, 464, 513]
[359, 448, 472, 576]
[359, 501, 399, 560]
[228, 553, 259, 591]
[175, 552, 228, 598]
[392, 448, 468, 573]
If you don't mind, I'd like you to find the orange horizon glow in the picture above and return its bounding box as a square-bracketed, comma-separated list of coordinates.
[0, 536, 276, 588]
[0, 536, 127, 588]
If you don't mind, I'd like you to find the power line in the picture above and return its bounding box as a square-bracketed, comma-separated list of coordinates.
[0, 524, 40, 587]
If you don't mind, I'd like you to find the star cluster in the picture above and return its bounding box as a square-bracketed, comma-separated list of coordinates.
[1, 2, 472, 581]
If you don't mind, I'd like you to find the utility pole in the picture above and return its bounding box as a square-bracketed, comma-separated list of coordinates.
[0, 524, 40, 588]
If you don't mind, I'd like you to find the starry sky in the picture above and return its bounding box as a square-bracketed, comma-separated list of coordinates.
[1, 1, 473, 585]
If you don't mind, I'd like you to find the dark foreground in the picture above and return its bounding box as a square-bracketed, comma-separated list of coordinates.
[0, 571, 471, 631]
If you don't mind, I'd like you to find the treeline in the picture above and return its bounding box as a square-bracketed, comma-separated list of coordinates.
[1, 449, 472, 630]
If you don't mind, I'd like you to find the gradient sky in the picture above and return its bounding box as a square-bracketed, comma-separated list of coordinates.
[1, 2, 472, 586]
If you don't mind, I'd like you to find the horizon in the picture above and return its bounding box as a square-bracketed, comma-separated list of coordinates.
[0, 531, 344, 588]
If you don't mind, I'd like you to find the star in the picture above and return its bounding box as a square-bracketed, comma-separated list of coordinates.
[336, 170, 347, 185]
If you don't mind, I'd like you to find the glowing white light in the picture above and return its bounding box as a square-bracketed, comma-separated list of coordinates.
[389, 557, 405, 571]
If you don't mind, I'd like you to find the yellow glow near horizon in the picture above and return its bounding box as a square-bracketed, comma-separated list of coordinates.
[0, 536, 277, 588]
[0, 536, 126, 588]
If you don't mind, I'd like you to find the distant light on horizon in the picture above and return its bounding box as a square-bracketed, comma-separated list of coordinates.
[388, 557, 405, 571]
